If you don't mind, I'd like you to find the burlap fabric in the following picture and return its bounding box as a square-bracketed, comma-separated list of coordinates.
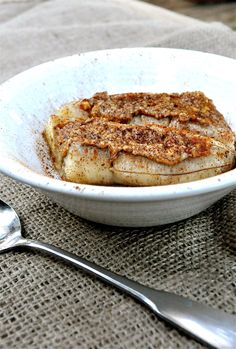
[0, 1, 236, 348]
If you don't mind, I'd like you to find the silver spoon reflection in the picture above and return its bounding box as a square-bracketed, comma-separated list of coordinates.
[0, 199, 235, 349]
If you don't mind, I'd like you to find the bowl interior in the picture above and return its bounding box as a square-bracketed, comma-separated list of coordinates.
[0, 47, 236, 197]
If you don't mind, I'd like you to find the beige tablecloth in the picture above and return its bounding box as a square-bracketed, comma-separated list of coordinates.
[0, 1, 236, 348]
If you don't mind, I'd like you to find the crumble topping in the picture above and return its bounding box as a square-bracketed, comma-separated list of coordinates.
[79, 91, 225, 126]
[55, 119, 212, 166]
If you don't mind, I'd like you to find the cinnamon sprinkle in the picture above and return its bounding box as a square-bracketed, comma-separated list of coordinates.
[55, 119, 212, 166]
[79, 91, 225, 126]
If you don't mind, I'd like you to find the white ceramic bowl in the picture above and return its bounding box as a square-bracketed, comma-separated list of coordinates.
[0, 48, 236, 227]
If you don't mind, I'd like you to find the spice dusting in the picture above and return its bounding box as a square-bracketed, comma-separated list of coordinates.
[78, 91, 225, 126]
[55, 118, 211, 166]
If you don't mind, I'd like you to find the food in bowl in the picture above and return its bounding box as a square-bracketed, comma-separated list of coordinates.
[43, 91, 235, 186]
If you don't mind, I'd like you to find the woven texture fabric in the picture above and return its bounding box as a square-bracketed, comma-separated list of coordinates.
[0, 1, 236, 348]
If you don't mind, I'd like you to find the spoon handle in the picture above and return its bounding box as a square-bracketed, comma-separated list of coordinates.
[18, 238, 236, 349]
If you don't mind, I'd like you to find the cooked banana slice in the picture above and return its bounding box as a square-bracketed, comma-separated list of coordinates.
[43, 91, 235, 186]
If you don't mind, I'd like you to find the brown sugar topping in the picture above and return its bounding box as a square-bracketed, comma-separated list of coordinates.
[55, 119, 212, 166]
[79, 91, 224, 126]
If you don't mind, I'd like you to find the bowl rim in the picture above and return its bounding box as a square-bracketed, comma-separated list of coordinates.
[0, 47, 236, 202]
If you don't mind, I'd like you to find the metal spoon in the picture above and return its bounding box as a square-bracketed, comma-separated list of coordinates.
[0, 199, 235, 349]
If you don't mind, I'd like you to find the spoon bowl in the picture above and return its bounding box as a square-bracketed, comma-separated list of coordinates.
[0, 198, 235, 349]
[0, 200, 22, 251]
